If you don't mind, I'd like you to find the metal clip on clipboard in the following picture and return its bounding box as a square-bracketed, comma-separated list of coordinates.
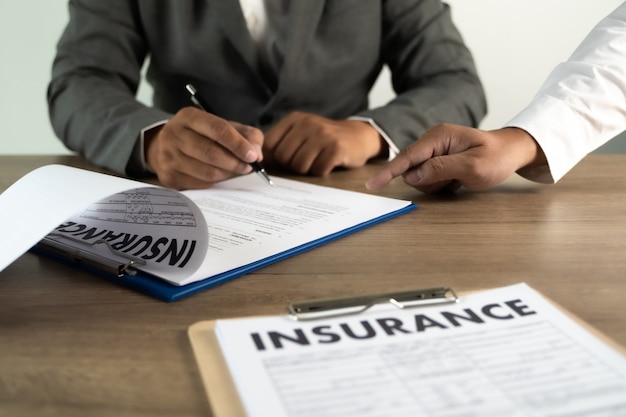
[36, 233, 146, 277]
[288, 287, 459, 321]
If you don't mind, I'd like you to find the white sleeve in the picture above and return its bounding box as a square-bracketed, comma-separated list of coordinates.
[507, 2, 626, 183]
[349, 116, 400, 161]
[133, 120, 168, 174]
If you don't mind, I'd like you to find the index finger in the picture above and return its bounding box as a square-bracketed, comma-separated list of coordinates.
[364, 155, 412, 190]
[187, 109, 260, 164]
[231, 121, 265, 160]
[365, 140, 436, 191]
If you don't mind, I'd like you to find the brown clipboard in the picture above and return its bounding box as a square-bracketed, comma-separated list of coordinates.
[188, 320, 247, 417]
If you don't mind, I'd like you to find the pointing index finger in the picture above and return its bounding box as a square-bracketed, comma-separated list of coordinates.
[365, 150, 427, 190]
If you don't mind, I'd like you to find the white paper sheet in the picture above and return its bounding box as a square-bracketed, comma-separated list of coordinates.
[180, 174, 412, 285]
[0, 165, 161, 272]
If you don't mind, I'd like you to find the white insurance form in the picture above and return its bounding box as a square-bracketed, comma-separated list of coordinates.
[211, 283, 626, 417]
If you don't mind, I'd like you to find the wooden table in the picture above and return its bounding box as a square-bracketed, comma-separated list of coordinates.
[1, 155, 625, 416]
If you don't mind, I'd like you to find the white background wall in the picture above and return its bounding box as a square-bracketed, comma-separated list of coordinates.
[1, 0, 624, 155]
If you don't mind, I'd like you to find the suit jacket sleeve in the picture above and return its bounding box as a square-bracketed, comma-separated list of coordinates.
[47, 0, 170, 176]
[357, 0, 487, 151]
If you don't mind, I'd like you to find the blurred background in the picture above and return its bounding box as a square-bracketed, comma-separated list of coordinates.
[1, 0, 624, 155]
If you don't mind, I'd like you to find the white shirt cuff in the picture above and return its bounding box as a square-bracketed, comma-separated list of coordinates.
[136, 119, 169, 174]
[348, 116, 399, 161]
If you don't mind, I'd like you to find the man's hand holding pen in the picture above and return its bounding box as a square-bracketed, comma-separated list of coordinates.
[144, 83, 273, 190]
[144, 106, 265, 190]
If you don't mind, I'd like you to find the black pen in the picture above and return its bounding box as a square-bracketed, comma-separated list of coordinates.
[185, 83, 274, 186]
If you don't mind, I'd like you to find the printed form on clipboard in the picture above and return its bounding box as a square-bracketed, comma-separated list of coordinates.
[188, 283, 626, 417]
[0, 165, 415, 301]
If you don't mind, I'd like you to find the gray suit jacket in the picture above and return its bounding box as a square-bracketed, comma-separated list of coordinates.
[48, 0, 486, 176]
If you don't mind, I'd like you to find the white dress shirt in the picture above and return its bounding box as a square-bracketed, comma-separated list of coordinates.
[239, 0, 288, 85]
[509, 1, 626, 183]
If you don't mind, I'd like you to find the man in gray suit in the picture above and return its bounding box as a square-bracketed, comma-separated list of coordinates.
[48, 0, 486, 190]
